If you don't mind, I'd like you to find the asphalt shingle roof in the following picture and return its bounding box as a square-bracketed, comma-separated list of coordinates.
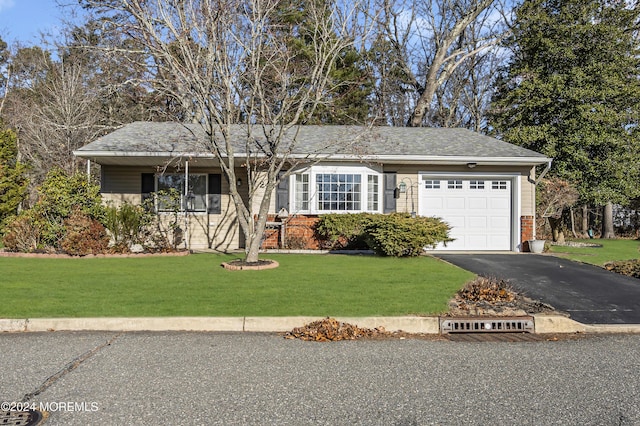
[75, 121, 548, 163]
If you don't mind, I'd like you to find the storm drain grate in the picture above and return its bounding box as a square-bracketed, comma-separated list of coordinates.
[440, 317, 535, 334]
[0, 410, 44, 426]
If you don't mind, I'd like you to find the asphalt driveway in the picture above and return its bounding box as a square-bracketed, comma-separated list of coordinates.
[435, 253, 640, 325]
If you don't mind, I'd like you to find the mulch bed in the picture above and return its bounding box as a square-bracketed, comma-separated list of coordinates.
[221, 259, 279, 271]
[0, 249, 190, 259]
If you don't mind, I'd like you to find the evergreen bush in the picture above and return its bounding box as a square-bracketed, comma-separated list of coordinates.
[315, 213, 452, 256]
[363, 213, 452, 257]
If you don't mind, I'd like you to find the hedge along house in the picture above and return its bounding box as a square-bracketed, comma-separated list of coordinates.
[74, 122, 551, 252]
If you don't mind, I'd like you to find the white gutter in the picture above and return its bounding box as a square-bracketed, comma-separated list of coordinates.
[73, 150, 552, 167]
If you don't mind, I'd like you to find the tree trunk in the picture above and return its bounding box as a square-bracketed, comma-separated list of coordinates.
[601, 202, 615, 239]
[245, 223, 266, 263]
[570, 207, 578, 238]
[243, 179, 278, 263]
[548, 217, 565, 243]
[582, 204, 589, 237]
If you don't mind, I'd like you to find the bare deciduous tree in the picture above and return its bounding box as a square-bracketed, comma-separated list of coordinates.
[81, 0, 369, 262]
[1, 43, 103, 190]
[373, 0, 507, 127]
[536, 177, 579, 243]
[19, 60, 101, 179]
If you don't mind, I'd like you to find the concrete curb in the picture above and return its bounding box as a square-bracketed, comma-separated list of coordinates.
[532, 315, 640, 334]
[0, 317, 441, 334]
[1, 315, 639, 334]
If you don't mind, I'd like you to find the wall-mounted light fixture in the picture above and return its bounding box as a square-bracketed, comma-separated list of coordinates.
[467, 162, 477, 169]
[398, 182, 407, 193]
[236, 178, 242, 186]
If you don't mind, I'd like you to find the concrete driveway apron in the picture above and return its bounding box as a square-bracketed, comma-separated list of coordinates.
[435, 253, 640, 325]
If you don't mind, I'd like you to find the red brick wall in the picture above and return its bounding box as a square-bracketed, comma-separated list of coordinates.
[264, 214, 533, 251]
[520, 215, 535, 252]
[261, 215, 321, 250]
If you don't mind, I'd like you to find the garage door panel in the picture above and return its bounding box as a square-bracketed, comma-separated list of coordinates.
[490, 235, 511, 248]
[445, 216, 466, 228]
[468, 197, 488, 209]
[467, 235, 489, 247]
[490, 216, 510, 227]
[490, 198, 510, 209]
[428, 197, 444, 209]
[420, 177, 512, 251]
[468, 216, 487, 228]
[445, 197, 466, 209]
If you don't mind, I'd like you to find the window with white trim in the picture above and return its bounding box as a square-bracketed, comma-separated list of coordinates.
[157, 174, 207, 212]
[492, 180, 508, 190]
[424, 180, 440, 189]
[448, 180, 463, 189]
[317, 173, 361, 211]
[290, 166, 382, 214]
[295, 174, 309, 211]
[367, 175, 379, 211]
[470, 180, 485, 189]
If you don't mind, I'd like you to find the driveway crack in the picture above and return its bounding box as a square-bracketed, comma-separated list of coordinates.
[21, 333, 122, 403]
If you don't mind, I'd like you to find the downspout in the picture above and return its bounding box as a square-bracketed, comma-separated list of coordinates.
[535, 159, 552, 185]
[533, 159, 553, 240]
[86, 159, 91, 177]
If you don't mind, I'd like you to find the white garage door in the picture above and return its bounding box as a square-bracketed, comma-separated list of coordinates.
[419, 177, 512, 251]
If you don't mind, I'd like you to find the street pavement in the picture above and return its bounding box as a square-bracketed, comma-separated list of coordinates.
[436, 253, 640, 325]
[1, 331, 640, 425]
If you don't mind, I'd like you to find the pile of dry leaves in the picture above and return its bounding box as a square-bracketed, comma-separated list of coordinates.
[284, 317, 391, 341]
[448, 275, 557, 317]
[284, 277, 562, 342]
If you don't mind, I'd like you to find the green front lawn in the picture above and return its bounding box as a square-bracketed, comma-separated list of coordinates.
[549, 239, 640, 266]
[0, 253, 473, 318]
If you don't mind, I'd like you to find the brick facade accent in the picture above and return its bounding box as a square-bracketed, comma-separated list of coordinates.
[520, 215, 535, 252]
[261, 215, 321, 250]
[264, 214, 534, 251]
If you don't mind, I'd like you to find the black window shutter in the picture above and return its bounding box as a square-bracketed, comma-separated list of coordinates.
[208, 174, 222, 214]
[276, 172, 289, 212]
[383, 172, 397, 214]
[141, 173, 155, 204]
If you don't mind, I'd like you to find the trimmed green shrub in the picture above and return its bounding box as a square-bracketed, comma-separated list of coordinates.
[314, 213, 372, 249]
[363, 213, 452, 257]
[316, 213, 452, 256]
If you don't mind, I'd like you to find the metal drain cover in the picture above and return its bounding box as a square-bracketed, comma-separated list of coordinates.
[441, 316, 535, 334]
[0, 410, 45, 426]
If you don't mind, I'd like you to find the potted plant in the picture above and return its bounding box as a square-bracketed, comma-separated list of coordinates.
[529, 239, 545, 253]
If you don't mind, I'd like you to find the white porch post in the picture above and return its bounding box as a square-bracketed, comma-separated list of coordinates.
[184, 160, 189, 251]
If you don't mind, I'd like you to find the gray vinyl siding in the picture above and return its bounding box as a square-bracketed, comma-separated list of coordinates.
[101, 166, 149, 194]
